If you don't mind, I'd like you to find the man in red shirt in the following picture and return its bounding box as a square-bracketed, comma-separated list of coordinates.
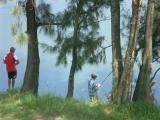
[4, 47, 20, 90]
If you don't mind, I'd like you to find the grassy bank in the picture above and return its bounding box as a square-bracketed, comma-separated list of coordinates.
[0, 89, 160, 120]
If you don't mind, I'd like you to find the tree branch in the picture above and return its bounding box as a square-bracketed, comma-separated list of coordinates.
[78, 1, 107, 25]
[79, 17, 111, 30]
[153, 57, 160, 63]
[37, 22, 63, 27]
[134, 47, 141, 59]
[80, 1, 100, 15]
[96, 44, 112, 56]
[151, 67, 160, 81]
[101, 44, 112, 49]
[97, 17, 111, 22]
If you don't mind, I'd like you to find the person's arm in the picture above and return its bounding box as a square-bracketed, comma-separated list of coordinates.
[14, 55, 20, 65]
[15, 60, 20, 65]
[92, 82, 99, 91]
[96, 83, 102, 88]
[3, 55, 6, 64]
[3, 59, 6, 64]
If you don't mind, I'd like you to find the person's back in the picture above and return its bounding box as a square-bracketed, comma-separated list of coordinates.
[4, 52, 17, 72]
[88, 79, 98, 99]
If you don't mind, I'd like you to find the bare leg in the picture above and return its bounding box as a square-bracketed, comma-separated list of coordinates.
[12, 79, 15, 89]
[8, 79, 11, 89]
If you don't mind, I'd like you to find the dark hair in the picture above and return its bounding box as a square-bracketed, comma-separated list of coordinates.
[10, 47, 15, 52]
[91, 74, 97, 79]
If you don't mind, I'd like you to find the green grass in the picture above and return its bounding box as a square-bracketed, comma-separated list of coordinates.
[0, 89, 160, 120]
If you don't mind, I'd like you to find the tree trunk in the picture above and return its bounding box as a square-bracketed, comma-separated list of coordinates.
[21, 0, 40, 95]
[133, 0, 154, 102]
[66, 1, 81, 98]
[110, 0, 123, 103]
[66, 47, 77, 98]
[115, 0, 141, 104]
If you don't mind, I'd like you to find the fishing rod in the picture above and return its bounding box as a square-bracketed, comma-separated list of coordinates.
[97, 71, 112, 99]
[100, 71, 112, 85]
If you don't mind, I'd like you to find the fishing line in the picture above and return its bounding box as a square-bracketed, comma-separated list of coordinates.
[100, 71, 112, 85]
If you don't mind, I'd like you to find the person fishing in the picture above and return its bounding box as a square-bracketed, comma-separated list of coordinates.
[3, 47, 20, 90]
[88, 73, 101, 100]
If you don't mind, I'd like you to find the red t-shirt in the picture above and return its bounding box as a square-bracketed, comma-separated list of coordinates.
[4, 52, 18, 72]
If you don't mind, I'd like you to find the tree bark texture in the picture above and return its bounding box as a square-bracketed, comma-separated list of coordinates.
[133, 0, 154, 102]
[115, 0, 141, 104]
[21, 0, 40, 95]
[66, 47, 77, 98]
[110, 0, 123, 103]
[66, 1, 82, 98]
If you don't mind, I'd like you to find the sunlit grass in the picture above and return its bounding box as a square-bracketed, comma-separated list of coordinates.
[0, 89, 160, 120]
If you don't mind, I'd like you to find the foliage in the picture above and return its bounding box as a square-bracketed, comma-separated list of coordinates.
[41, 0, 108, 70]
[36, 1, 56, 36]
[8, 0, 28, 44]
[0, 90, 160, 120]
[114, 101, 160, 120]
[7, 0, 57, 44]
[152, 1, 160, 62]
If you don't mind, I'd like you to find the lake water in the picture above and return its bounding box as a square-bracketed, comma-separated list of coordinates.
[0, 43, 112, 100]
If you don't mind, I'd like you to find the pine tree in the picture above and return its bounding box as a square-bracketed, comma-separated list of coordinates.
[41, 0, 108, 98]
